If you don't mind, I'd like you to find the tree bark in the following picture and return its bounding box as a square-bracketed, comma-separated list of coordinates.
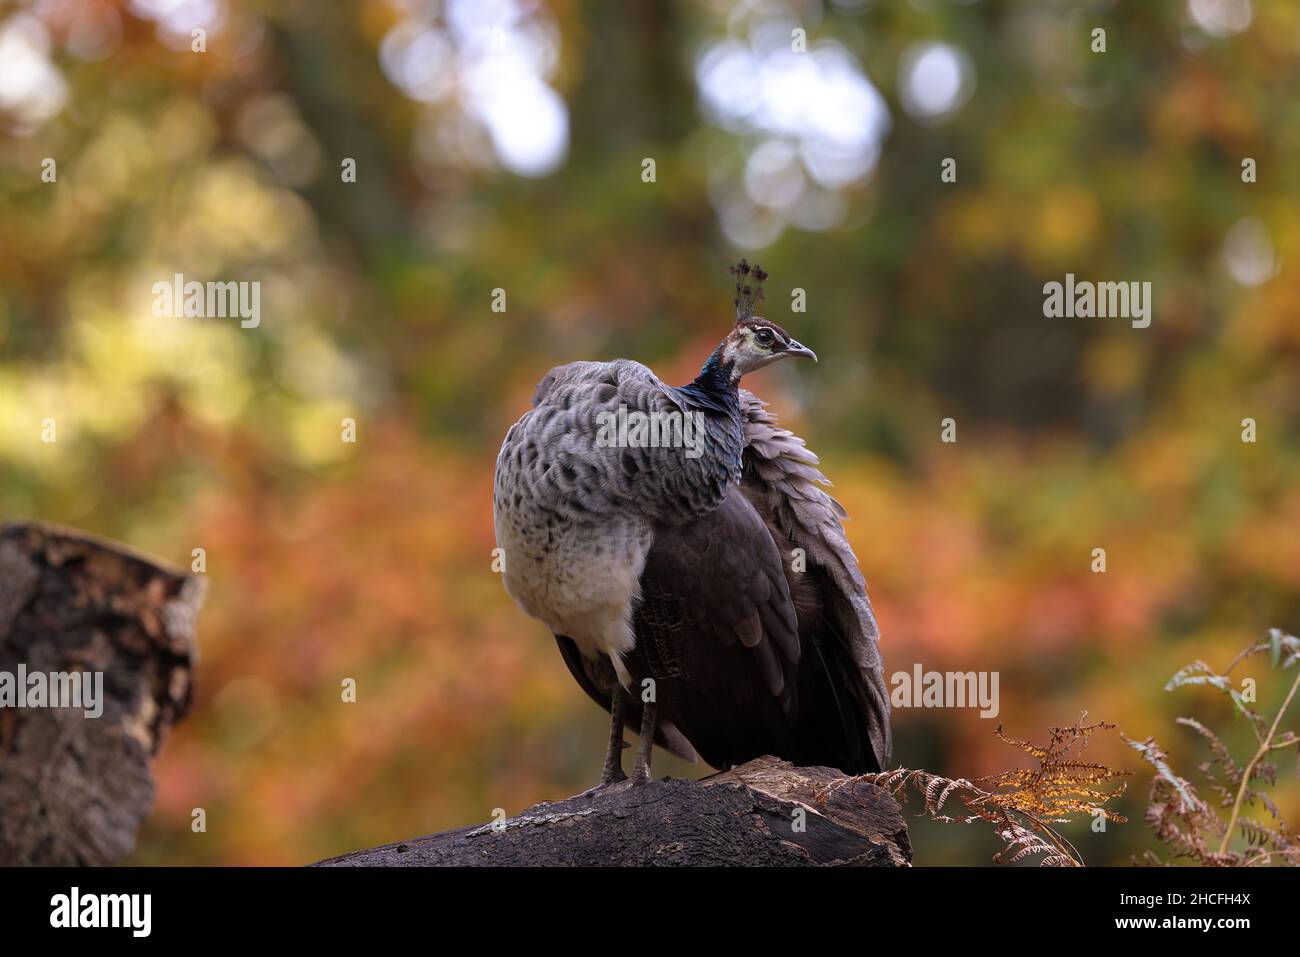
[314, 756, 911, 867]
[0, 521, 202, 865]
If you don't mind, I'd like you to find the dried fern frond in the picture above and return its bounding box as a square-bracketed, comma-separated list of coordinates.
[983, 718, 1130, 824]
[1126, 733, 1230, 865]
[848, 713, 1129, 867]
[1165, 662, 1263, 729]
[1133, 629, 1300, 867]
[1174, 716, 1247, 788]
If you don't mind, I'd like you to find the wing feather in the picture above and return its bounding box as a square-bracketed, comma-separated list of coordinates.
[626, 491, 801, 769]
[738, 389, 892, 771]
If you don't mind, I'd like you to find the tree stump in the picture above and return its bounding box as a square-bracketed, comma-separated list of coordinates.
[314, 756, 911, 866]
[0, 521, 202, 865]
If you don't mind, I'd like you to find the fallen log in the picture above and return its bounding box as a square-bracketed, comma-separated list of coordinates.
[0, 521, 202, 865]
[314, 755, 911, 866]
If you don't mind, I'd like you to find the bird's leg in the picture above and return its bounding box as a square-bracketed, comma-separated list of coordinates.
[630, 698, 657, 785]
[597, 692, 629, 787]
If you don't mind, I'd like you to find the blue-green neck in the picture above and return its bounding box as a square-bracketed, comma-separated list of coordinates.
[674, 346, 739, 418]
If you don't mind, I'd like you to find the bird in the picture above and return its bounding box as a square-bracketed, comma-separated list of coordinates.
[492, 260, 890, 788]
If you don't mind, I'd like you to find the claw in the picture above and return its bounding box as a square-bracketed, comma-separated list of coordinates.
[577, 769, 627, 799]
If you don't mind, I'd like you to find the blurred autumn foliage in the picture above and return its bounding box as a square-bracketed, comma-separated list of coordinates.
[2, 0, 1298, 865]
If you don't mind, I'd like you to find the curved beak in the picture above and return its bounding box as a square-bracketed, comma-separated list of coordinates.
[784, 339, 818, 362]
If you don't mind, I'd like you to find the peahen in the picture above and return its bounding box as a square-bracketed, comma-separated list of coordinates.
[492, 261, 890, 787]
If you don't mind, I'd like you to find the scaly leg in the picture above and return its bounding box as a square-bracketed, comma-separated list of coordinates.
[630, 698, 657, 785]
[578, 692, 628, 798]
[598, 692, 629, 786]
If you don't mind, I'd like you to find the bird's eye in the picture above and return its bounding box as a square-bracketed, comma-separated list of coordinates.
[754, 328, 775, 346]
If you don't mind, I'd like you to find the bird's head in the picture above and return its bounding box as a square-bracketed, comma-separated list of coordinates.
[720, 315, 817, 378]
[709, 260, 817, 382]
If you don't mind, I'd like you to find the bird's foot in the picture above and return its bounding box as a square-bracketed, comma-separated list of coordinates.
[577, 765, 627, 799]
